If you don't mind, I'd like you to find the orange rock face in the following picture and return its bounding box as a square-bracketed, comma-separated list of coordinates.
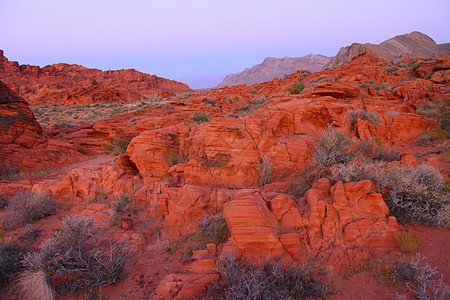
[223, 179, 399, 271]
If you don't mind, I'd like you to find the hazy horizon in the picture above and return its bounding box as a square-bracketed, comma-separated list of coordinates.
[1, 0, 449, 81]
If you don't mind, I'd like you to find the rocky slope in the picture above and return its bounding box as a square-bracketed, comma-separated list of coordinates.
[0, 53, 449, 299]
[216, 54, 330, 88]
[324, 31, 450, 69]
[0, 50, 192, 105]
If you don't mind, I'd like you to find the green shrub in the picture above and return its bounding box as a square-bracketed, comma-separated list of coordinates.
[236, 105, 252, 113]
[287, 82, 305, 94]
[166, 151, 179, 167]
[205, 255, 333, 299]
[224, 113, 239, 118]
[313, 125, 353, 167]
[112, 139, 130, 154]
[348, 109, 381, 126]
[193, 113, 210, 124]
[9, 191, 57, 223]
[17, 216, 132, 297]
[103, 143, 113, 152]
[410, 60, 423, 69]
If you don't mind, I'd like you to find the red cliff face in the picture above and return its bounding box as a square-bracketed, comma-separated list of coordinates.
[0, 50, 192, 105]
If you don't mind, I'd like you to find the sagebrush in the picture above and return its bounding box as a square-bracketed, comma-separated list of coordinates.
[9, 191, 57, 223]
[17, 216, 132, 298]
[205, 255, 333, 299]
[313, 125, 353, 167]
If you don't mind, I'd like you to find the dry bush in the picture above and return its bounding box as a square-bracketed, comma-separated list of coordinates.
[348, 109, 381, 126]
[193, 113, 210, 124]
[255, 156, 272, 186]
[0, 164, 19, 180]
[17, 216, 132, 297]
[288, 166, 327, 198]
[313, 125, 353, 167]
[356, 140, 400, 162]
[333, 163, 449, 226]
[9, 191, 57, 223]
[113, 193, 134, 215]
[395, 231, 421, 254]
[0, 240, 27, 283]
[377, 255, 449, 299]
[205, 254, 333, 299]
[112, 139, 130, 155]
[0, 194, 8, 209]
[185, 216, 230, 257]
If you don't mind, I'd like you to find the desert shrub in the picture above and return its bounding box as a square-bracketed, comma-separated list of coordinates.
[185, 216, 230, 257]
[205, 255, 333, 299]
[17, 216, 132, 297]
[381, 164, 449, 226]
[395, 231, 421, 254]
[103, 143, 113, 152]
[410, 60, 423, 69]
[113, 193, 134, 215]
[416, 129, 448, 145]
[9, 191, 57, 223]
[112, 139, 130, 154]
[287, 81, 305, 94]
[224, 113, 239, 118]
[377, 256, 449, 299]
[250, 96, 266, 107]
[236, 105, 252, 113]
[288, 166, 327, 198]
[0, 195, 8, 209]
[348, 109, 381, 126]
[313, 126, 353, 167]
[0, 164, 19, 180]
[166, 151, 179, 167]
[356, 140, 400, 162]
[332, 163, 449, 226]
[193, 113, 210, 124]
[254, 156, 272, 186]
[0, 241, 27, 283]
[383, 66, 399, 74]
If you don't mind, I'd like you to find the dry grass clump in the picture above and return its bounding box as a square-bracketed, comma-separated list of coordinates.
[313, 125, 353, 167]
[332, 163, 449, 226]
[16, 216, 132, 298]
[205, 255, 333, 299]
[0, 164, 19, 180]
[9, 191, 57, 223]
[395, 231, 421, 254]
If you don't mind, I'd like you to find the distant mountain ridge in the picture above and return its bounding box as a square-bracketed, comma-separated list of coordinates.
[324, 31, 450, 69]
[216, 54, 331, 88]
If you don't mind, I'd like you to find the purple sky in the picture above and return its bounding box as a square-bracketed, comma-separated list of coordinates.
[1, 0, 449, 80]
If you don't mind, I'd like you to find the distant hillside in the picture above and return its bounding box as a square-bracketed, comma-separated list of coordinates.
[324, 31, 450, 69]
[216, 54, 331, 88]
[0, 49, 192, 105]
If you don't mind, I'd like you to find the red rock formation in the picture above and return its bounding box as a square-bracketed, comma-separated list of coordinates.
[0, 50, 192, 105]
